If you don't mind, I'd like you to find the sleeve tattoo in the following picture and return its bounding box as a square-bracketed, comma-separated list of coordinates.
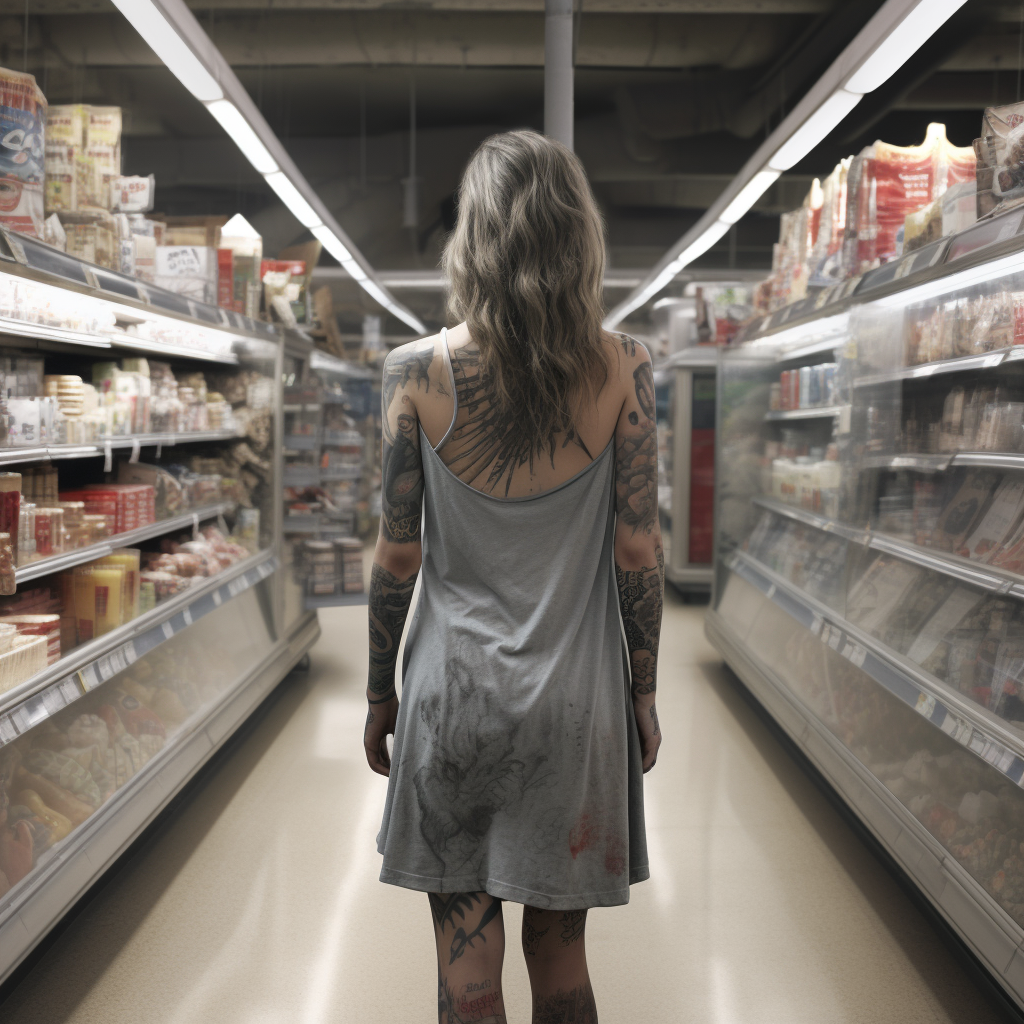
[380, 346, 432, 543]
[614, 361, 658, 537]
[615, 353, 663, 698]
[368, 564, 417, 697]
[616, 550, 663, 697]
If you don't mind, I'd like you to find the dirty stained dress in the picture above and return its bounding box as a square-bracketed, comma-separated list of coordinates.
[377, 341, 649, 910]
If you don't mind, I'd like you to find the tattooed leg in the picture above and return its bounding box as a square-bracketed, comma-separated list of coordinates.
[521, 906, 597, 1022]
[431, 892, 507, 1023]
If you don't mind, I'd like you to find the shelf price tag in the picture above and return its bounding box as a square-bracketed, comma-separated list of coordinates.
[103, 441, 113, 474]
[0, 714, 18, 744]
[79, 663, 100, 691]
[182, 606, 193, 626]
[212, 589, 222, 607]
[129, 438, 141, 463]
[915, 692, 936, 719]
[161, 620, 175, 640]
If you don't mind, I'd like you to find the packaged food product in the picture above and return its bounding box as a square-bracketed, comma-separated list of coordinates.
[0, 67, 46, 237]
[0, 614, 60, 664]
[0, 472, 21, 556]
[73, 564, 125, 641]
[110, 174, 154, 213]
[0, 532, 14, 596]
[95, 548, 140, 622]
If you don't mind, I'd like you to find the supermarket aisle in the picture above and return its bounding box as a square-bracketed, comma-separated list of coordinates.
[0, 596, 1010, 1023]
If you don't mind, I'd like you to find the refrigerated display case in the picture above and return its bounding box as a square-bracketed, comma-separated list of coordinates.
[655, 347, 718, 595]
[0, 233, 320, 986]
[707, 206, 1024, 1011]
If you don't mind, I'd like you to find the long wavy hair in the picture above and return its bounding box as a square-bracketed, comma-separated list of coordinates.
[443, 129, 610, 447]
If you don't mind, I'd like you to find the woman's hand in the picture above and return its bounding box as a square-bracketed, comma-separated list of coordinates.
[364, 695, 400, 776]
[633, 696, 661, 773]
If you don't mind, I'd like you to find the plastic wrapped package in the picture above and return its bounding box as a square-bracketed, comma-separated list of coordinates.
[0, 614, 61, 664]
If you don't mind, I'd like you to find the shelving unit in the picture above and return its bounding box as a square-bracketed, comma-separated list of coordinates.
[0, 233, 322, 988]
[764, 405, 850, 422]
[711, 205, 1024, 1013]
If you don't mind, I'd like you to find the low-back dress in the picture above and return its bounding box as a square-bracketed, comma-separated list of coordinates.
[376, 330, 649, 909]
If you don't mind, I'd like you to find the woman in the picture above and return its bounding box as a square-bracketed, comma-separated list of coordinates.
[364, 129, 663, 1023]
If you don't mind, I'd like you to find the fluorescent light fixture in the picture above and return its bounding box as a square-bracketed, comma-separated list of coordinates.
[311, 225, 353, 265]
[109, 0, 222, 102]
[361, 281, 392, 308]
[769, 89, 862, 171]
[264, 172, 322, 228]
[846, 0, 968, 94]
[342, 260, 369, 282]
[719, 169, 782, 225]
[678, 220, 732, 266]
[206, 100, 279, 175]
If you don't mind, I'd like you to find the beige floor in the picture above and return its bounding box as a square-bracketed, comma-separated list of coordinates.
[0, 595, 1012, 1023]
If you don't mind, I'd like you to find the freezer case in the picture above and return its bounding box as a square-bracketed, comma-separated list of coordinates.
[656, 347, 718, 594]
[0, 239, 321, 986]
[708, 209, 1024, 1011]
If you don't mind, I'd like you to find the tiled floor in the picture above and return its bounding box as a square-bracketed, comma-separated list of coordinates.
[0, 596, 1010, 1022]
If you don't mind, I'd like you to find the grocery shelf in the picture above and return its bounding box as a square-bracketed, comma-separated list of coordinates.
[0, 430, 239, 467]
[854, 348, 1021, 388]
[729, 549, 1024, 790]
[283, 513, 353, 534]
[284, 434, 319, 451]
[764, 405, 850, 422]
[0, 610, 319, 987]
[321, 466, 361, 481]
[304, 592, 367, 608]
[752, 495, 1024, 597]
[0, 549, 277, 746]
[860, 451, 1024, 473]
[283, 466, 320, 488]
[14, 501, 234, 584]
[705, 605, 1024, 1012]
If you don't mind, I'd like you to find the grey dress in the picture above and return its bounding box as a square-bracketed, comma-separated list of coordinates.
[377, 338, 649, 910]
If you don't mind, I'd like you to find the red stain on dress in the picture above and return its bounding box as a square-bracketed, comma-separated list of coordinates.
[604, 834, 626, 876]
[569, 814, 596, 859]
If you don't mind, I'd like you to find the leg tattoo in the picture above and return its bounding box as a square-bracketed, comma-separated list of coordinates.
[559, 910, 587, 946]
[533, 985, 598, 1023]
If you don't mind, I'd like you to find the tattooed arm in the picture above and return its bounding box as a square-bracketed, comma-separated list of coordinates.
[613, 339, 664, 773]
[365, 338, 436, 776]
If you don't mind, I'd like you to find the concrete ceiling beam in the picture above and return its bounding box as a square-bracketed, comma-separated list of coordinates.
[33, 10, 803, 68]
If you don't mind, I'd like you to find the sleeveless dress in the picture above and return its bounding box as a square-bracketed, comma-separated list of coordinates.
[376, 331, 649, 909]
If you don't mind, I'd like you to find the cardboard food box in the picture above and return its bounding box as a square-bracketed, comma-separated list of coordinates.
[157, 215, 227, 249]
[219, 214, 262, 319]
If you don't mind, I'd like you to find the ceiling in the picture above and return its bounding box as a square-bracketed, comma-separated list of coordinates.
[0, 0, 1016, 331]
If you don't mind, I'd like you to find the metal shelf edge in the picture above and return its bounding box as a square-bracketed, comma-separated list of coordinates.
[729, 551, 1024, 791]
[14, 502, 234, 584]
[0, 550, 277, 742]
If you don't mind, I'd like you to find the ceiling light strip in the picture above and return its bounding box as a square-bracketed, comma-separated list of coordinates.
[604, 0, 968, 329]
[109, 0, 427, 335]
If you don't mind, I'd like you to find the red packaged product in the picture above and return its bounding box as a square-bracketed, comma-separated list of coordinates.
[61, 489, 119, 534]
[217, 248, 236, 311]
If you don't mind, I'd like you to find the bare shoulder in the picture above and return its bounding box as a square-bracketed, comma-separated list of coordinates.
[604, 333, 654, 417]
[382, 334, 451, 406]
